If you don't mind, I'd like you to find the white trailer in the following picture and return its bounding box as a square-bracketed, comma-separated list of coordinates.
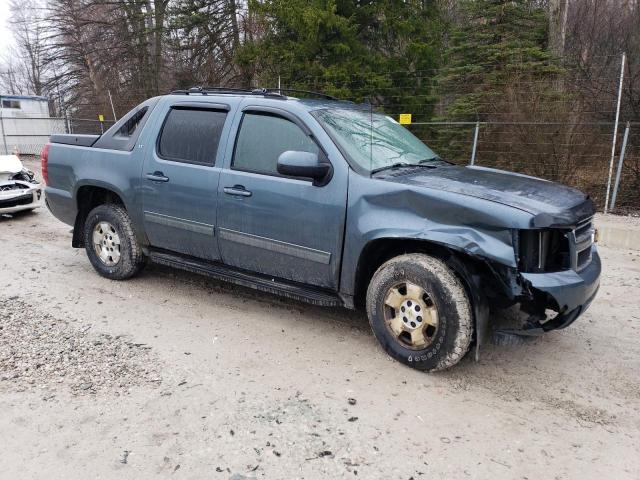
[0, 95, 66, 155]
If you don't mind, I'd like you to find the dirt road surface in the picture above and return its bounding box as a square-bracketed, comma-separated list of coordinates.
[1, 160, 639, 479]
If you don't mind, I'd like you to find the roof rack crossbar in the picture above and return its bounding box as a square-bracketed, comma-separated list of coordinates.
[201, 86, 256, 94]
[169, 86, 339, 101]
[170, 86, 255, 95]
[266, 88, 338, 100]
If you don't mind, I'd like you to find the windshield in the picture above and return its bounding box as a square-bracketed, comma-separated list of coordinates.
[314, 108, 439, 173]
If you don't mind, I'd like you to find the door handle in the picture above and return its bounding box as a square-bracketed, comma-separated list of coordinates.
[146, 171, 169, 182]
[223, 185, 252, 197]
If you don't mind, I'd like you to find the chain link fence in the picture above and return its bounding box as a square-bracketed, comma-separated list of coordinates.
[406, 120, 639, 213]
[616, 127, 640, 212]
[0, 116, 114, 156]
[0, 113, 637, 213]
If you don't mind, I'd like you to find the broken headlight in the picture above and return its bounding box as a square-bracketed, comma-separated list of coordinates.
[517, 229, 571, 273]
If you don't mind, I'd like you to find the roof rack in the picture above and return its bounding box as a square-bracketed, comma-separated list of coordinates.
[266, 88, 339, 100]
[169, 86, 339, 101]
[170, 86, 285, 97]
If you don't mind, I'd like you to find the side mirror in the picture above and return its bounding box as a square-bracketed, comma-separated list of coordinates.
[277, 150, 332, 186]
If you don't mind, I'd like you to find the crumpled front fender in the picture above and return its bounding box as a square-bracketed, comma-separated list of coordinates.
[340, 171, 531, 296]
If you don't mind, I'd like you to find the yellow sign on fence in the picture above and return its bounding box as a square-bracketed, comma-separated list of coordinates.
[98, 114, 105, 122]
[399, 113, 412, 125]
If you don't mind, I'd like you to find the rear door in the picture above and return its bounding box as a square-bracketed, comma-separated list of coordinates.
[141, 100, 234, 261]
[216, 104, 348, 289]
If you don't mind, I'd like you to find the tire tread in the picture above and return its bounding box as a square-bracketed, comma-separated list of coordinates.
[84, 203, 145, 280]
[366, 253, 473, 371]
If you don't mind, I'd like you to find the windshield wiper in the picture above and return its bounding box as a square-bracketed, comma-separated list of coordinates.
[418, 156, 444, 164]
[370, 162, 413, 175]
[371, 160, 441, 175]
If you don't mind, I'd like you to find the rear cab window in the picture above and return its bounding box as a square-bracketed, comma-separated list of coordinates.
[157, 107, 228, 166]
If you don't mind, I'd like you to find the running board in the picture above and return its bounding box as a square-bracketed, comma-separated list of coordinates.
[149, 250, 343, 307]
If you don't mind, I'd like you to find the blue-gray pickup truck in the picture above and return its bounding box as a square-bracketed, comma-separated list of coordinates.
[42, 87, 601, 371]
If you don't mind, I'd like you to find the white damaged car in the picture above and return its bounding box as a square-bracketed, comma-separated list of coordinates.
[0, 155, 42, 215]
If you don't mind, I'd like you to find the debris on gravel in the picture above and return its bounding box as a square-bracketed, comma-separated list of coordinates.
[0, 296, 162, 395]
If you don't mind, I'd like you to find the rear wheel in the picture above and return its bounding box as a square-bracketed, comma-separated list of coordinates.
[366, 253, 473, 371]
[83, 203, 145, 280]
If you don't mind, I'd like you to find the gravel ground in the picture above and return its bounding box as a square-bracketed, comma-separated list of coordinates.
[0, 158, 639, 479]
[0, 296, 161, 395]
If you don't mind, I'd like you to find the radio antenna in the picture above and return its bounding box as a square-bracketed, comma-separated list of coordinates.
[369, 97, 373, 173]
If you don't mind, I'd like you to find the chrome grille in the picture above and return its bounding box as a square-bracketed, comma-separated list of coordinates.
[571, 216, 594, 271]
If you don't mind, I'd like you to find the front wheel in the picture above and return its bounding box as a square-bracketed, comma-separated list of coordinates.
[366, 253, 473, 371]
[83, 203, 145, 280]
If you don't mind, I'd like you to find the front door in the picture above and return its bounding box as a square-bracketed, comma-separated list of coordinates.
[216, 108, 348, 289]
[141, 103, 230, 261]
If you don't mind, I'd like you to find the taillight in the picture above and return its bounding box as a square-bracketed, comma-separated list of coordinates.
[40, 143, 50, 185]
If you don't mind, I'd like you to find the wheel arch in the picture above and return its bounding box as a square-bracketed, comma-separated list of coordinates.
[72, 184, 126, 248]
[353, 238, 477, 308]
[353, 237, 495, 357]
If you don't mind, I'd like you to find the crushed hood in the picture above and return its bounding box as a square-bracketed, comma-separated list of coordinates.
[379, 164, 595, 227]
[0, 155, 24, 175]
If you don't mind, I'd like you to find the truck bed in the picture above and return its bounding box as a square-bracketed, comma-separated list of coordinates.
[50, 134, 100, 147]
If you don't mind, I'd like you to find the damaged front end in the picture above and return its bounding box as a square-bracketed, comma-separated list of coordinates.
[494, 215, 600, 336]
[0, 155, 43, 215]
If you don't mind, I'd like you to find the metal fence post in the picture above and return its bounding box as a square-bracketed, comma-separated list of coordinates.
[108, 90, 117, 121]
[470, 121, 480, 165]
[604, 52, 626, 213]
[610, 122, 631, 211]
[0, 114, 7, 155]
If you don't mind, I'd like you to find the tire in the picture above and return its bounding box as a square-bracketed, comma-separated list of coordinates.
[83, 203, 145, 280]
[366, 253, 473, 371]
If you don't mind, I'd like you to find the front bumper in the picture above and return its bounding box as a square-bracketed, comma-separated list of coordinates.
[520, 246, 601, 331]
[0, 183, 43, 214]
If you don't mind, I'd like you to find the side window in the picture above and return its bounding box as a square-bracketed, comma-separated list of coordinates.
[233, 112, 319, 176]
[2, 100, 20, 109]
[158, 108, 227, 166]
[93, 96, 159, 151]
[117, 107, 148, 137]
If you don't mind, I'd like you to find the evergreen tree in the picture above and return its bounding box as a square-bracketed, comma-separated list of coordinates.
[435, 0, 561, 121]
[431, 0, 566, 167]
[237, 0, 443, 119]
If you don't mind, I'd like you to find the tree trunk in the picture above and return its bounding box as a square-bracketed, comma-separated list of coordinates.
[549, 0, 569, 57]
[153, 0, 168, 94]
